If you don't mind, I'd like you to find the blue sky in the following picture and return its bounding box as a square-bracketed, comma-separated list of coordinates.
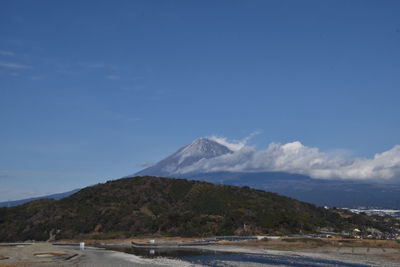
[1, 0, 400, 201]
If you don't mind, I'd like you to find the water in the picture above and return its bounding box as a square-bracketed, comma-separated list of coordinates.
[103, 246, 371, 267]
[181, 253, 370, 267]
[105, 246, 224, 258]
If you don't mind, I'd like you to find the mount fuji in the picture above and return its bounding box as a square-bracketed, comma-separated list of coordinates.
[132, 138, 400, 209]
[135, 138, 233, 177]
[4, 138, 400, 209]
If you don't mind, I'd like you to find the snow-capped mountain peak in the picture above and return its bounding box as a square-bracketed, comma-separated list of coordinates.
[135, 138, 232, 176]
[176, 138, 232, 163]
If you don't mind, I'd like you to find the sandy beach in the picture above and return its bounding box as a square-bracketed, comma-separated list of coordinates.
[0, 243, 198, 267]
[1, 239, 399, 266]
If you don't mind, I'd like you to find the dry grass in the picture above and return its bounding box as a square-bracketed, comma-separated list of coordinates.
[219, 239, 331, 250]
[388, 254, 400, 261]
[217, 238, 400, 251]
[0, 262, 45, 267]
[64, 236, 200, 246]
[33, 252, 67, 257]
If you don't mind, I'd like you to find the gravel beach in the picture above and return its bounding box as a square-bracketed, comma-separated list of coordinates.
[1, 242, 399, 266]
[0, 243, 199, 267]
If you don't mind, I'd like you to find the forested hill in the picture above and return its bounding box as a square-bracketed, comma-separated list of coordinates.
[0, 176, 398, 241]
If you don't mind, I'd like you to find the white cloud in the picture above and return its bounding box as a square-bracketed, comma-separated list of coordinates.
[177, 137, 400, 181]
[208, 131, 261, 152]
[0, 61, 30, 69]
[208, 136, 246, 151]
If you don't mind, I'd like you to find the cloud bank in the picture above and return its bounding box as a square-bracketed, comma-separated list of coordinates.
[178, 137, 400, 181]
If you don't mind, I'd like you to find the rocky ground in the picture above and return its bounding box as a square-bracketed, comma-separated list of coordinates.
[0, 243, 78, 266]
[0, 243, 195, 267]
[1, 239, 400, 267]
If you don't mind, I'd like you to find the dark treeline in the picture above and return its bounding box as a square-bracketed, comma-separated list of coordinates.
[0, 176, 398, 241]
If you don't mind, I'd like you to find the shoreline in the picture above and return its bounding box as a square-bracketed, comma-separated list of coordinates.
[98, 242, 400, 267]
[188, 244, 399, 266]
[1, 239, 400, 266]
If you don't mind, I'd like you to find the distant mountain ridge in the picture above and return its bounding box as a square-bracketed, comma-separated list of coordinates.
[0, 189, 79, 208]
[132, 138, 400, 209]
[185, 171, 400, 209]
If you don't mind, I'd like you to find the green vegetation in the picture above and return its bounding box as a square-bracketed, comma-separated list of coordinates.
[0, 176, 398, 241]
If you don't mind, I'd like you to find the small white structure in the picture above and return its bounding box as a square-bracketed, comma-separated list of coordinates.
[80, 242, 85, 250]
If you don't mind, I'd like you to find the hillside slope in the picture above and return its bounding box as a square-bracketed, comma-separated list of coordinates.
[0, 176, 398, 241]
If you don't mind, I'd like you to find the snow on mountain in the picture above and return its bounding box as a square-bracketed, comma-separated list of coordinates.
[132, 137, 400, 209]
[134, 138, 233, 176]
